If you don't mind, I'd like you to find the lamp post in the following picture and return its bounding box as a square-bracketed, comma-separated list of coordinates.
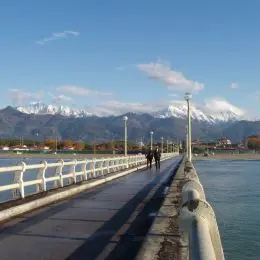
[166, 139, 169, 153]
[185, 126, 188, 159]
[184, 92, 192, 162]
[123, 116, 128, 156]
[150, 131, 154, 149]
[161, 137, 164, 153]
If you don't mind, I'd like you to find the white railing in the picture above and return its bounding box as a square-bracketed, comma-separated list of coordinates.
[0, 153, 177, 201]
[179, 159, 225, 260]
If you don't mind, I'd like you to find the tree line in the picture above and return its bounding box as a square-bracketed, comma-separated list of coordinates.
[0, 138, 178, 152]
[247, 136, 260, 150]
[0, 139, 143, 151]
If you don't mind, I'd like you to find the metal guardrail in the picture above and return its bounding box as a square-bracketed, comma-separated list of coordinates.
[0, 153, 177, 201]
[179, 160, 225, 260]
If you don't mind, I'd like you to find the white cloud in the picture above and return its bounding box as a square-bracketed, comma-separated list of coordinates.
[48, 93, 72, 103]
[58, 85, 112, 97]
[88, 97, 246, 118]
[203, 97, 245, 116]
[137, 60, 204, 92]
[36, 30, 80, 45]
[8, 89, 43, 105]
[88, 100, 167, 117]
[230, 82, 239, 89]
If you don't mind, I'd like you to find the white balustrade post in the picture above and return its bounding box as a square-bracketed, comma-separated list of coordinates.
[55, 159, 64, 188]
[117, 158, 119, 171]
[37, 160, 47, 192]
[13, 161, 26, 199]
[81, 160, 87, 181]
[92, 159, 96, 178]
[113, 158, 116, 172]
[107, 159, 110, 174]
[101, 158, 104, 176]
[126, 156, 129, 169]
[72, 159, 77, 183]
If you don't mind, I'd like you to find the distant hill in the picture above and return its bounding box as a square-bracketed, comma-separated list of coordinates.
[0, 106, 259, 143]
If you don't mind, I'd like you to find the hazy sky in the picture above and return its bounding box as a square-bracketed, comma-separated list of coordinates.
[1, 1, 260, 118]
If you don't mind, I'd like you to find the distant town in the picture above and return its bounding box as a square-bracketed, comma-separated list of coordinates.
[0, 135, 259, 155]
[191, 135, 260, 155]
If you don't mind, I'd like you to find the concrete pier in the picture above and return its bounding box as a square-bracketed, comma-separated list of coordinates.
[0, 157, 183, 260]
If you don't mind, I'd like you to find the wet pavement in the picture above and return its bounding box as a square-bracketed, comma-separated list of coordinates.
[0, 157, 181, 260]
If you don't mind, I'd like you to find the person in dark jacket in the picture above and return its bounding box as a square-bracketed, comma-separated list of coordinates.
[146, 147, 153, 168]
[154, 145, 161, 169]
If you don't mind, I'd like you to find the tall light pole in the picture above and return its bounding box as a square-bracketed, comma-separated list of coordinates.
[185, 126, 188, 159]
[166, 139, 169, 153]
[184, 92, 192, 162]
[161, 137, 164, 153]
[150, 131, 154, 149]
[123, 116, 128, 156]
[53, 128, 57, 153]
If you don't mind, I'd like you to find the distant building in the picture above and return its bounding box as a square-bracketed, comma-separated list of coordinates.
[138, 141, 145, 148]
[216, 137, 231, 148]
[63, 146, 74, 151]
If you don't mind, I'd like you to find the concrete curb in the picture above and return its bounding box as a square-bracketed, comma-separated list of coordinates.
[136, 158, 188, 260]
[0, 157, 171, 223]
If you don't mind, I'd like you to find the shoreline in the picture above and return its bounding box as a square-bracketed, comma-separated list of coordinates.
[0, 153, 121, 160]
[194, 153, 260, 160]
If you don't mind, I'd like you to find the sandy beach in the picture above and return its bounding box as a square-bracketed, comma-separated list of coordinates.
[194, 153, 260, 160]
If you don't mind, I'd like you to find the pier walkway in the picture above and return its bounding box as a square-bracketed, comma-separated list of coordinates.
[0, 157, 182, 260]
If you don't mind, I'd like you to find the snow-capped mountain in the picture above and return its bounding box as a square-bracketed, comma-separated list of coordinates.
[16, 102, 242, 123]
[17, 102, 93, 117]
[154, 102, 243, 123]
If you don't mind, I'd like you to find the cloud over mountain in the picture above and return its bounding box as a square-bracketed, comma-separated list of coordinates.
[137, 60, 204, 92]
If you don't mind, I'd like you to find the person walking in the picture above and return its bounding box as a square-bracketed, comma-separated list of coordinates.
[154, 145, 161, 169]
[146, 147, 153, 168]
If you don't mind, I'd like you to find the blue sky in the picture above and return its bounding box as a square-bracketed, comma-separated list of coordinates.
[1, 0, 260, 118]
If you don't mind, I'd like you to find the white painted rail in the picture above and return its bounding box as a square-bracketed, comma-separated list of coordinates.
[0, 153, 177, 201]
[179, 159, 225, 260]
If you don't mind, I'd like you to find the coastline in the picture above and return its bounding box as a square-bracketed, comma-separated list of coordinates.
[0, 153, 120, 160]
[194, 153, 260, 160]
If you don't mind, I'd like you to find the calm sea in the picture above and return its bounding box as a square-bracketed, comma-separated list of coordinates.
[195, 159, 260, 260]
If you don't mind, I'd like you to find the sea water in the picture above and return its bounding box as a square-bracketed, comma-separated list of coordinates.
[194, 159, 260, 260]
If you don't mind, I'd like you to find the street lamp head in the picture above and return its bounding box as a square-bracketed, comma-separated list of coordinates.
[123, 116, 128, 121]
[184, 92, 192, 101]
[161, 137, 164, 140]
[150, 131, 154, 135]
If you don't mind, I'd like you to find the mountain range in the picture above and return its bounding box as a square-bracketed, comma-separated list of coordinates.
[17, 102, 242, 123]
[0, 104, 259, 143]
